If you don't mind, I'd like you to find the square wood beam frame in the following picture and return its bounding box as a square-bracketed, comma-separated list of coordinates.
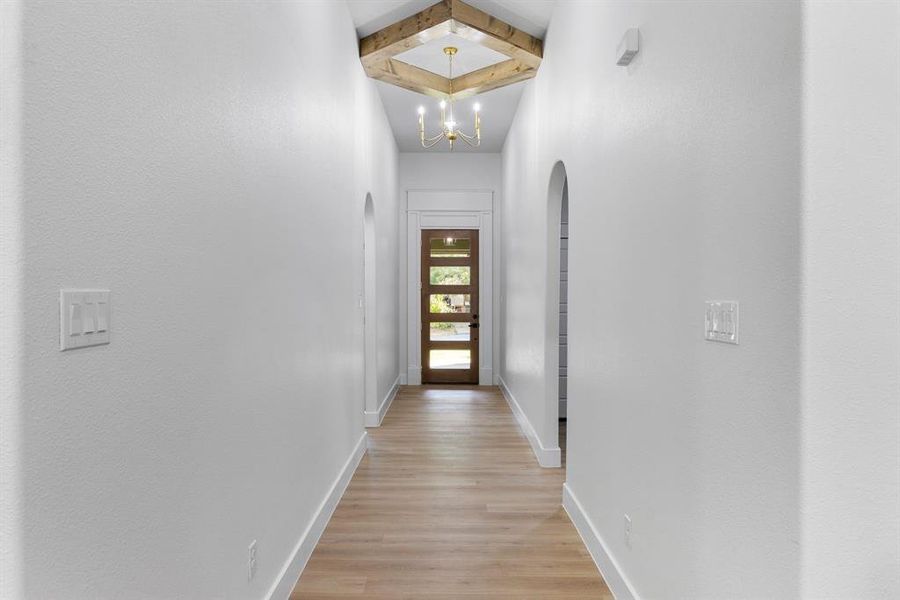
[359, 0, 543, 99]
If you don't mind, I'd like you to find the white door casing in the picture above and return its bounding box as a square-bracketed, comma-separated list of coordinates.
[406, 191, 493, 385]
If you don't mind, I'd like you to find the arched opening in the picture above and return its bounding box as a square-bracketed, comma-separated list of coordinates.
[544, 161, 569, 468]
[363, 194, 378, 425]
[558, 181, 569, 467]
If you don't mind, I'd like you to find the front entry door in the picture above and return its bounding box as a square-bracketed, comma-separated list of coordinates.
[421, 230, 479, 384]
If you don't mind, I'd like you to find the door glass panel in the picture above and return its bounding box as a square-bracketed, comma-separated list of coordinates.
[430, 237, 471, 258]
[429, 266, 471, 285]
[429, 322, 471, 341]
[429, 349, 471, 370]
[429, 294, 471, 314]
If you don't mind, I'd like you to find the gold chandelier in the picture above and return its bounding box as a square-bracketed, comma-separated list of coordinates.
[417, 47, 481, 150]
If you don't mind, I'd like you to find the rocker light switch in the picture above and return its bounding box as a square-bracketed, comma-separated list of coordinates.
[60, 289, 110, 350]
[68, 303, 83, 337]
[81, 301, 96, 334]
[96, 301, 109, 332]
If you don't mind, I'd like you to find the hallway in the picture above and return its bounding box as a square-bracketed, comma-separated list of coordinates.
[3, 1, 898, 598]
[290, 386, 608, 599]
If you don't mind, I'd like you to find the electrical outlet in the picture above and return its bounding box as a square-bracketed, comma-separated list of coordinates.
[248, 540, 257, 581]
[624, 514, 633, 549]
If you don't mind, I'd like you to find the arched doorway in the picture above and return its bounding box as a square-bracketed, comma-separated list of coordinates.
[363, 194, 378, 425]
[558, 181, 569, 466]
[544, 161, 569, 468]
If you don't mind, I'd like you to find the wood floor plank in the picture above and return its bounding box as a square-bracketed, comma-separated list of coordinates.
[290, 385, 610, 599]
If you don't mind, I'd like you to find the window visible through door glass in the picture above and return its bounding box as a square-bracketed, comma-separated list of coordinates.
[430, 266, 470, 285]
[429, 349, 471, 370]
[429, 294, 471, 313]
[429, 322, 471, 341]
[430, 237, 471, 258]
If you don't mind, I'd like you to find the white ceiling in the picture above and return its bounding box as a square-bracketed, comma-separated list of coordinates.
[375, 78, 525, 153]
[347, 0, 556, 153]
[348, 0, 555, 38]
[395, 33, 509, 78]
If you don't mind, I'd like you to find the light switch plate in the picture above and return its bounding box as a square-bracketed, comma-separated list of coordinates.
[60, 289, 110, 350]
[705, 300, 739, 345]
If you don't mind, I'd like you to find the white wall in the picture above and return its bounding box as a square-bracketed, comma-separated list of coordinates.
[0, 1, 399, 598]
[501, 1, 900, 597]
[398, 153, 502, 384]
[0, 1, 25, 596]
[501, 1, 805, 597]
[356, 72, 401, 419]
[801, 2, 900, 597]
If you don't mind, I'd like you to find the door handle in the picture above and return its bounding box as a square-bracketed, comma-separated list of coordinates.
[469, 323, 479, 329]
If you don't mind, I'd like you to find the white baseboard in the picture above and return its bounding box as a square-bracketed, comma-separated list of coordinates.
[266, 431, 368, 600]
[562, 483, 639, 600]
[365, 375, 400, 427]
[497, 375, 561, 468]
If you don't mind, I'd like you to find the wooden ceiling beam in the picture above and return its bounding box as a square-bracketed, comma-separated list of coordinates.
[365, 59, 452, 98]
[359, 1, 453, 69]
[358, 0, 543, 96]
[449, 0, 543, 69]
[449, 59, 536, 100]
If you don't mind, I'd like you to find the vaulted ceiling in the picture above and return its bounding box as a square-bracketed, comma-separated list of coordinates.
[347, 0, 555, 152]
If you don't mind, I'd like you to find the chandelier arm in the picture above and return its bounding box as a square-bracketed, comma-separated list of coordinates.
[456, 130, 481, 147]
[421, 133, 447, 148]
[458, 134, 481, 148]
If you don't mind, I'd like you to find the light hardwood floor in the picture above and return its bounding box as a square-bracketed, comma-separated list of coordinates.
[290, 385, 610, 599]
